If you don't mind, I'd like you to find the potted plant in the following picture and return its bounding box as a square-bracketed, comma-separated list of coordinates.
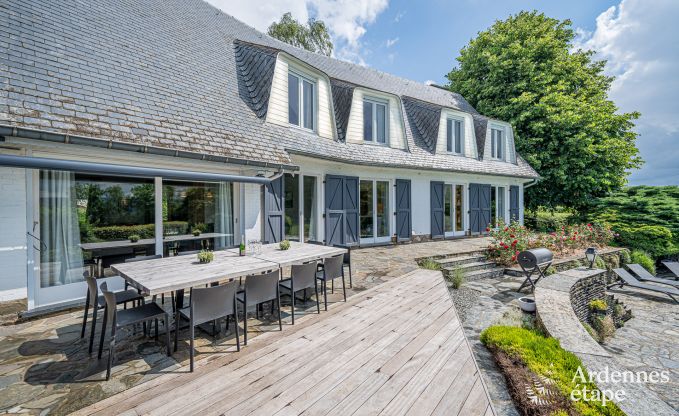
[128, 234, 140, 243]
[197, 249, 214, 264]
[192, 229, 201, 237]
[279, 240, 291, 251]
[517, 296, 536, 312]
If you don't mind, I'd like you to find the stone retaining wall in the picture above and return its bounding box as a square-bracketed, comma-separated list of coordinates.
[569, 271, 606, 323]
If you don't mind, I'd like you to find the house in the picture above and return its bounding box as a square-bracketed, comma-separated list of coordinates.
[0, 0, 539, 312]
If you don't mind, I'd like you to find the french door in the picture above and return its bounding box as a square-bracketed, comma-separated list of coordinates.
[359, 179, 391, 244]
[443, 183, 466, 237]
[283, 173, 320, 242]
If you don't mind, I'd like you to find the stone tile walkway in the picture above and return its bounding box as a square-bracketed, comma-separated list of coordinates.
[0, 238, 490, 415]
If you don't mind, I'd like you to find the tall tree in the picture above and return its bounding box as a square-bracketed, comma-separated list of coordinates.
[267, 12, 333, 56]
[447, 11, 642, 210]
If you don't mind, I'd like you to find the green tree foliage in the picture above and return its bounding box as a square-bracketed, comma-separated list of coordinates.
[267, 12, 333, 56]
[589, 186, 679, 256]
[447, 11, 642, 210]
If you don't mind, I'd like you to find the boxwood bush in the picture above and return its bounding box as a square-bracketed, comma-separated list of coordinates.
[616, 225, 674, 258]
[630, 250, 655, 274]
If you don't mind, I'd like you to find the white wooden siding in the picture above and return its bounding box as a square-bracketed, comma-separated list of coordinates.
[0, 163, 28, 301]
[435, 108, 478, 158]
[483, 121, 517, 163]
[345, 88, 407, 150]
[266, 54, 334, 140]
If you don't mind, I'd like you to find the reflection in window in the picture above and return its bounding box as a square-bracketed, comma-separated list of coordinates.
[163, 181, 233, 254]
[497, 186, 506, 224]
[284, 173, 300, 241]
[376, 181, 389, 237]
[455, 185, 464, 231]
[444, 184, 453, 233]
[303, 176, 317, 242]
[360, 180, 373, 239]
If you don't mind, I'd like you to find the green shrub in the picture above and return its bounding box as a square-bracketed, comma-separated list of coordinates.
[613, 304, 626, 318]
[630, 250, 656, 274]
[582, 322, 600, 342]
[450, 267, 465, 289]
[619, 249, 631, 265]
[418, 258, 441, 271]
[616, 225, 674, 258]
[480, 326, 623, 415]
[525, 207, 574, 232]
[545, 266, 557, 276]
[91, 221, 189, 241]
[588, 299, 608, 312]
[128, 234, 141, 243]
[592, 315, 616, 341]
[594, 256, 607, 270]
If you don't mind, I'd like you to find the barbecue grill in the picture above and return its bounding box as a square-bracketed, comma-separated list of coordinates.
[517, 248, 553, 292]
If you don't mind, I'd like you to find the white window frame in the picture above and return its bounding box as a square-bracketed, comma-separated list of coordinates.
[362, 96, 389, 145]
[288, 69, 317, 132]
[443, 183, 466, 237]
[446, 116, 464, 155]
[490, 185, 509, 228]
[359, 178, 392, 244]
[490, 125, 505, 160]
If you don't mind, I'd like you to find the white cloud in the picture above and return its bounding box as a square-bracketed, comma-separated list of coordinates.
[575, 0, 679, 185]
[394, 11, 405, 23]
[207, 0, 390, 65]
[386, 37, 399, 48]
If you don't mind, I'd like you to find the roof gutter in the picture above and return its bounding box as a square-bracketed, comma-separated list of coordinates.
[0, 125, 299, 172]
[523, 178, 540, 188]
[0, 154, 277, 184]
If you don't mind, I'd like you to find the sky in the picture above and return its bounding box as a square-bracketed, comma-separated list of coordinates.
[207, 0, 678, 186]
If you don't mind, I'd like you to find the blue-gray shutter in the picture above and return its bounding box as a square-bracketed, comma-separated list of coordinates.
[430, 181, 444, 238]
[264, 176, 284, 243]
[509, 185, 520, 222]
[480, 184, 492, 233]
[469, 184, 481, 233]
[325, 175, 344, 246]
[343, 176, 359, 245]
[395, 179, 411, 241]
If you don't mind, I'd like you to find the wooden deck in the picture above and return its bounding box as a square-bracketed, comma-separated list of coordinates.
[74, 269, 494, 416]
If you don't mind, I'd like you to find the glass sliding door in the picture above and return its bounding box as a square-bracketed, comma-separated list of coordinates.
[497, 186, 506, 225]
[360, 180, 374, 239]
[283, 173, 300, 241]
[163, 180, 233, 254]
[360, 179, 390, 243]
[444, 183, 465, 237]
[302, 176, 318, 242]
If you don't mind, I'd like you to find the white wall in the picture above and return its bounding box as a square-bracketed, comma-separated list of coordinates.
[292, 155, 526, 239]
[435, 108, 478, 158]
[345, 88, 407, 150]
[0, 166, 28, 301]
[267, 54, 335, 140]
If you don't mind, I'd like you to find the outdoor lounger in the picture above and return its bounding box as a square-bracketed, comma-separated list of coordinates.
[661, 260, 679, 279]
[627, 264, 679, 288]
[610, 268, 679, 304]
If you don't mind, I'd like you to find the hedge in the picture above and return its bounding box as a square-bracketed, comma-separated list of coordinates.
[616, 225, 674, 258]
[91, 221, 189, 241]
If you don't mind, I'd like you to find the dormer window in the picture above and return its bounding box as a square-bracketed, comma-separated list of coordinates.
[363, 97, 388, 144]
[490, 126, 505, 160]
[446, 118, 463, 154]
[288, 70, 315, 131]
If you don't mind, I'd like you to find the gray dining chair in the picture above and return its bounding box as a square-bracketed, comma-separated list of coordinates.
[279, 261, 320, 325]
[81, 274, 144, 354]
[317, 254, 346, 311]
[98, 282, 171, 380]
[237, 269, 282, 345]
[315, 244, 353, 288]
[176, 280, 240, 372]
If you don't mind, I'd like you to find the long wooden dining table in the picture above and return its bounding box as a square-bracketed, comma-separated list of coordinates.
[111, 241, 347, 350]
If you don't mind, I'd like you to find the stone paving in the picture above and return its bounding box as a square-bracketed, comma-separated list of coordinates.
[0, 238, 490, 415]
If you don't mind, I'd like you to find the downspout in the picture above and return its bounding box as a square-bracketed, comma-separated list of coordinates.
[523, 178, 539, 188]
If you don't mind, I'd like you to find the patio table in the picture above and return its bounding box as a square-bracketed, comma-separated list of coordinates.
[111, 242, 347, 350]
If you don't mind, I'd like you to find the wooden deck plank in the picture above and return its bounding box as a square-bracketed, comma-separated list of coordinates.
[74, 269, 493, 416]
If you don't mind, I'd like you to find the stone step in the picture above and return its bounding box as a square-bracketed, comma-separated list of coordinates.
[460, 267, 505, 281]
[435, 254, 487, 268]
[444, 261, 497, 274]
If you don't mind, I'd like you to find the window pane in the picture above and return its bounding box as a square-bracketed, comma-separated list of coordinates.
[376, 103, 386, 143]
[490, 186, 497, 227]
[491, 130, 496, 158]
[446, 119, 453, 152]
[302, 79, 314, 130]
[284, 173, 300, 241]
[497, 187, 505, 224]
[455, 185, 463, 232]
[163, 181, 233, 255]
[444, 184, 453, 232]
[288, 73, 299, 126]
[303, 176, 317, 242]
[363, 100, 373, 141]
[497, 130, 503, 159]
[455, 120, 462, 153]
[360, 180, 373, 238]
[376, 181, 389, 237]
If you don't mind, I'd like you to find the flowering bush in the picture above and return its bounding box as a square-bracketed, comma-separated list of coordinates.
[487, 220, 614, 266]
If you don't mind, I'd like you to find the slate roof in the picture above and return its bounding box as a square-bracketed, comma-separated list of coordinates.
[328, 79, 355, 143]
[473, 114, 490, 159]
[0, 0, 539, 179]
[402, 97, 442, 154]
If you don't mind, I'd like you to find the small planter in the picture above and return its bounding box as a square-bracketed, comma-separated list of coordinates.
[197, 250, 214, 264]
[518, 296, 536, 313]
